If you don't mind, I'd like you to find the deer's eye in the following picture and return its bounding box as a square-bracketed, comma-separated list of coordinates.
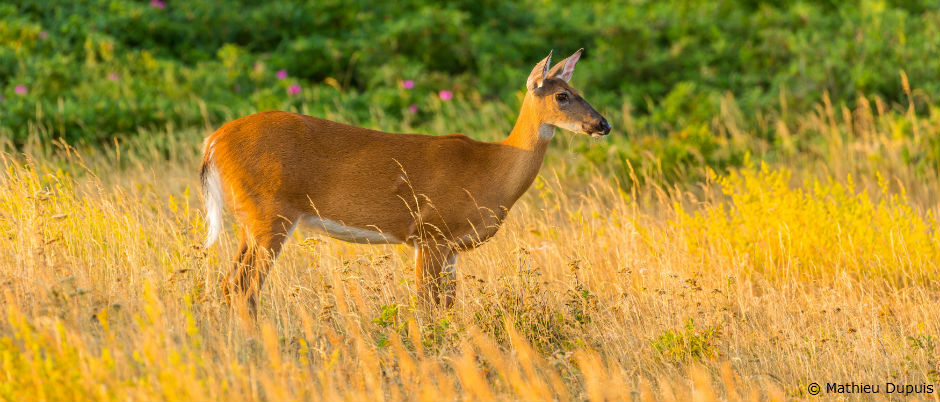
[555, 92, 568, 102]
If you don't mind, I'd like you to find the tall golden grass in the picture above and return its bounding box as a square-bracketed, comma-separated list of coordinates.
[0, 95, 938, 401]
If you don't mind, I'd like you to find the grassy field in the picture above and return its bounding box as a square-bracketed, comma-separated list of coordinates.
[4, 1, 940, 400]
[1, 93, 938, 401]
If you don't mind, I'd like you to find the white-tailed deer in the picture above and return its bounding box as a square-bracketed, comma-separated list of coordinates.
[201, 49, 610, 314]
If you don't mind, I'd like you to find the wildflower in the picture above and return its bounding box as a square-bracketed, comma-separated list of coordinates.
[150, 0, 165, 9]
[408, 104, 418, 113]
[438, 90, 453, 101]
[401, 80, 415, 89]
[108, 73, 120, 81]
[288, 84, 301, 95]
[14, 85, 28, 95]
[276, 70, 288, 80]
[38, 31, 48, 39]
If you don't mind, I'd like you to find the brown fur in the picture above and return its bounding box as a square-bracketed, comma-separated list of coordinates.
[202, 50, 609, 314]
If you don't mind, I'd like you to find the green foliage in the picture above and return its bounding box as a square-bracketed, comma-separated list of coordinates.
[651, 318, 722, 363]
[902, 333, 940, 383]
[2, 0, 939, 183]
[371, 303, 403, 348]
[372, 304, 401, 330]
[468, 259, 599, 354]
[4, 1, 940, 141]
[421, 317, 459, 352]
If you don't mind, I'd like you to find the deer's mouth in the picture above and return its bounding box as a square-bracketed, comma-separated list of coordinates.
[585, 119, 612, 138]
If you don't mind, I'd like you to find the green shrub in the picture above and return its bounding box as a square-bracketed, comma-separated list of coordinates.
[652, 318, 722, 362]
[2, 0, 938, 183]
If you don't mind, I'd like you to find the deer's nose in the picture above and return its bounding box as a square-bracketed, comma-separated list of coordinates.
[584, 118, 612, 137]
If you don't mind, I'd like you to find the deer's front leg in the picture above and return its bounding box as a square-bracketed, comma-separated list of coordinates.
[414, 242, 457, 308]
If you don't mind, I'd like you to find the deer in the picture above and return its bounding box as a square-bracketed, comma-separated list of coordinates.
[201, 48, 610, 316]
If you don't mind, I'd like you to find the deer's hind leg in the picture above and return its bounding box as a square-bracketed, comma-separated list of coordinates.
[223, 211, 300, 317]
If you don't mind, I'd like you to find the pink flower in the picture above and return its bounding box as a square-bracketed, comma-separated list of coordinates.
[38, 31, 48, 39]
[408, 104, 418, 113]
[276, 70, 288, 80]
[14, 85, 27, 95]
[107, 73, 120, 81]
[438, 90, 453, 101]
[401, 80, 415, 89]
[288, 84, 301, 95]
[150, 0, 165, 9]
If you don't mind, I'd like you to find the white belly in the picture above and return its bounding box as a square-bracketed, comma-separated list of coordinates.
[302, 216, 403, 244]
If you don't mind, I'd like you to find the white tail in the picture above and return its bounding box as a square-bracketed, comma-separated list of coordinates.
[201, 144, 224, 248]
[201, 48, 610, 314]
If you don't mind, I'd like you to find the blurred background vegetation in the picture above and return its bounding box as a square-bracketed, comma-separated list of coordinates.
[2, 0, 939, 181]
[2, 3, 939, 398]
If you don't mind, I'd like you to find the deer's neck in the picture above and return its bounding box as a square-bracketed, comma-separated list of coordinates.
[502, 97, 552, 151]
[495, 97, 553, 205]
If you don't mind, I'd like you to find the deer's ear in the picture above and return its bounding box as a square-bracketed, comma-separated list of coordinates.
[526, 50, 553, 91]
[548, 48, 583, 83]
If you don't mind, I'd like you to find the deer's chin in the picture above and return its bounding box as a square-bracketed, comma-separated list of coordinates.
[588, 129, 611, 139]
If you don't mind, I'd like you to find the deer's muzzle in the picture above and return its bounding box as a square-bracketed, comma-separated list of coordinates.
[586, 118, 611, 138]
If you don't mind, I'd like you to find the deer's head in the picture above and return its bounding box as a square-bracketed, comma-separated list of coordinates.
[525, 49, 611, 138]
